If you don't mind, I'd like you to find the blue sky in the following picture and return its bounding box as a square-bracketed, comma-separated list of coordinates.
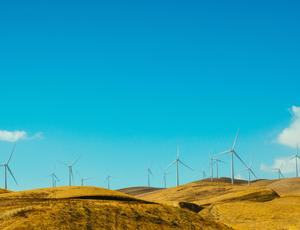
[0, 0, 300, 190]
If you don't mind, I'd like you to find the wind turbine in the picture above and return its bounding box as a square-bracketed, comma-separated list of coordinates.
[273, 166, 284, 179]
[202, 170, 206, 179]
[213, 158, 226, 179]
[81, 177, 91, 186]
[50, 173, 59, 188]
[163, 171, 167, 188]
[60, 156, 80, 186]
[290, 144, 300, 178]
[158, 166, 168, 189]
[210, 157, 214, 182]
[167, 145, 193, 186]
[243, 160, 257, 185]
[0, 144, 18, 190]
[105, 175, 112, 189]
[215, 129, 250, 184]
[147, 168, 153, 188]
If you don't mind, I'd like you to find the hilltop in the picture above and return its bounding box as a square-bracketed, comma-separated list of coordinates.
[139, 177, 300, 230]
[0, 186, 230, 230]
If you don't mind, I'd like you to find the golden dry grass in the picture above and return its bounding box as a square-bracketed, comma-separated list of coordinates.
[0, 186, 230, 230]
[200, 197, 300, 230]
[139, 179, 278, 206]
[139, 178, 300, 230]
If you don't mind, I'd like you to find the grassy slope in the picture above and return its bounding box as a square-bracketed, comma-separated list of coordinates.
[0, 186, 230, 230]
[118, 186, 163, 196]
[140, 178, 300, 230]
[139, 179, 278, 206]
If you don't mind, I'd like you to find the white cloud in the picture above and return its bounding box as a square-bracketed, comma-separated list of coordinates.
[0, 130, 27, 142]
[260, 156, 296, 175]
[278, 106, 300, 148]
[0, 130, 43, 142]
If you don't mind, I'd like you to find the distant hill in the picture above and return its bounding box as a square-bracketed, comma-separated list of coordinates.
[117, 186, 163, 196]
[0, 186, 230, 230]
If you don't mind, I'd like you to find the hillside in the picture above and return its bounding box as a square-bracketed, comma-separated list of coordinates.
[140, 178, 300, 229]
[118, 186, 163, 196]
[0, 186, 230, 230]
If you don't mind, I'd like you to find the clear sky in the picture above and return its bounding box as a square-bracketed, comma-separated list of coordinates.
[0, 0, 300, 190]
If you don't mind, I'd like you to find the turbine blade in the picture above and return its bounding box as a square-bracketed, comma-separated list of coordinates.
[179, 160, 193, 171]
[166, 160, 176, 170]
[54, 174, 59, 181]
[280, 170, 284, 178]
[249, 168, 257, 178]
[234, 151, 249, 170]
[214, 150, 231, 157]
[7, 166, 18, 185]
[148, 168, 153, 176]
[177, 145, 180, 159]
[232, 128, 240, 150]
[249, 158, 254, 169]
[72, 155, 81, 166]
[7, 144, 16, 164]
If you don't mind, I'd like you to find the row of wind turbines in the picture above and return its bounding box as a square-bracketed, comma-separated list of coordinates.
[48, 158, 113, 189]
[2, 129, 300, 190]
[146, 129, 256, 187]
[148, 129, 300, 187]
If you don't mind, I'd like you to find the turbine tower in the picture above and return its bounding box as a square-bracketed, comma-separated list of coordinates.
[162, 170, 169, 188]
[147, 168, 153, 188]
[159, 166, 168, 188]
[105, 175, 112, 189]
[0, 144, 18, 190]
[244, 160, 257, 185]
[215, 129, 251, 184]
[290, 145, 300, 178]
[167, 145, 193, 186]
[210, 157, 214, 182]
[163, 171, 167, 188]
[273, 167, 284, 179]
[213, 158, 226, 179]
[202, 170, 206, 179]
[50, 173, 59, 188]
[81, 177, 91, 186]
[60, 157, 80, 186]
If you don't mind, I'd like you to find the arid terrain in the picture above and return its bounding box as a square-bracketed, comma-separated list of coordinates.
[138, 178, 300, 230]
[0, 186, 229, 230]
[1, 178, 300, 229]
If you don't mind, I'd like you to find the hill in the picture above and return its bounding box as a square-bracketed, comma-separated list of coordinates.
[118, 186, 163, 196]
[0, 186, 230, 230]
[139, 177, 300, 229]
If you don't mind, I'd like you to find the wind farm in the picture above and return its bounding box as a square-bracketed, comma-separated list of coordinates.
[0, 130, 300, 229]
[1, 0, 300, 229]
